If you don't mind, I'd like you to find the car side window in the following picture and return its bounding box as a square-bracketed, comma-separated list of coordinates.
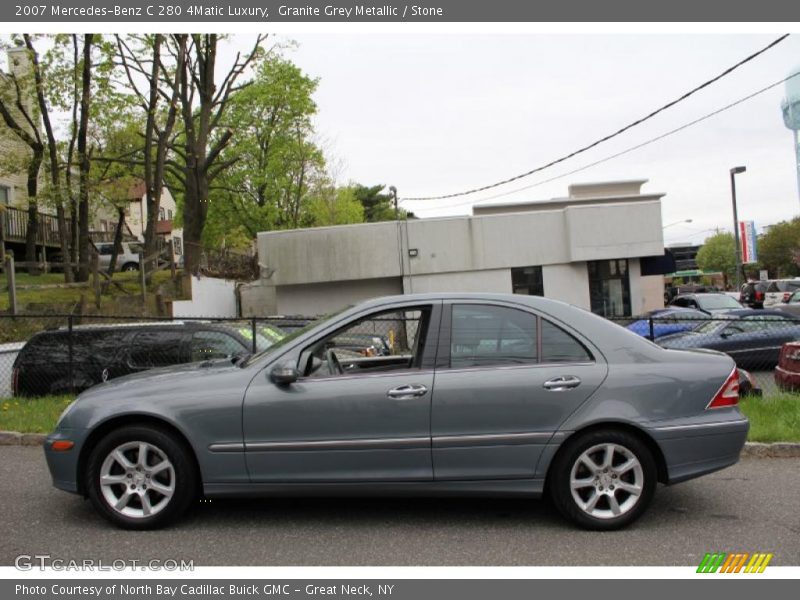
[541, 320, 593, 363]
[450, 304, 537, 369]
[128, 330, 185, 368]
[191, 331, 245, 361]
[302, 306, 431, 378]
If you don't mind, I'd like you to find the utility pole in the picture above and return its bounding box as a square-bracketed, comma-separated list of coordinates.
[389, 186, 398, 220]
[730, 166, 747, 290]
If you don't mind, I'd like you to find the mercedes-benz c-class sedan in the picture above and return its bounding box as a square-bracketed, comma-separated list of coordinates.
[44, 293, 748, 530]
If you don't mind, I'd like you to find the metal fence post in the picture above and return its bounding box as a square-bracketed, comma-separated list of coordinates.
[648, 316, 655, 341]
[68, 314, 75, 394]
[251, 316, 257, 354]
[5, 255, 17, 315]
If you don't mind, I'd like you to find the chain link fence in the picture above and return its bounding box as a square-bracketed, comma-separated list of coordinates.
[2, 310, 798, 399]
[609, 313, 800, 396]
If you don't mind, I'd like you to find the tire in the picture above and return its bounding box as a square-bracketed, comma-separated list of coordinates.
[548, 429, 657, 530]
[85, 425, 197, 530]
[121, 262, 139, 272]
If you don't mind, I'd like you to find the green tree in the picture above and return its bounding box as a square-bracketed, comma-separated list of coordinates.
[352, 184, 415, 222]
[307, 184, 364, 227]
[695, 232, 737, 285]
[205, 53, 324, 244]
[757, 217, 800, 278]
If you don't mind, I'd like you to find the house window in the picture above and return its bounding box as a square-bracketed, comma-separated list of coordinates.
[511, 266, 544, 296]
[0, 185, 9, 205]
[167, 209, 173, 221]
[173, 237, 182, 255]
[588, 259, 631, 317]
[159, 207, 166, 221]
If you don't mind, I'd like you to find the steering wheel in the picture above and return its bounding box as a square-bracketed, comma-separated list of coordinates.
[325, 348, 343, 375]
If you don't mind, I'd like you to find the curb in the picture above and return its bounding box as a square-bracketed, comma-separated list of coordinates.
[1, 431, 799, 455]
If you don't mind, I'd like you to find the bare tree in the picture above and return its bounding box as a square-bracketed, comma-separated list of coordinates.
[76, 34, 93, 282]
[0, 43, 44, 274]
[164, 34, 267, 274]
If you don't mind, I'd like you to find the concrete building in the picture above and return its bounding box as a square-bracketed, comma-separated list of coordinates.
[245, 180, 668, 318]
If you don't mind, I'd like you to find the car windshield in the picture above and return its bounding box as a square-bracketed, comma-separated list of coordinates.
[696, 295, 741, 310]
[693, 318, 732, 334]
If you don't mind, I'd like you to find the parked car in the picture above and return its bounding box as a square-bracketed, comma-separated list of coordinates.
[656, 309, 800, 370]
[44, 293, 748, 531]
[626, 308, 709, 339]
[12, 321, 272, 397]
[94, 241, 145, 272]
[774, 341, 800, 391]
[668, 293, 742, 313]
[740, 281, 770, 309]
[737, 368, 762, 397]
[764, 279, 800, 308]
[262, 316, 316, 333]
[773, 289, 800, 318]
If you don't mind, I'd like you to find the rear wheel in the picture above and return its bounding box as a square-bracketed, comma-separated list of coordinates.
[549, 429, 656, 530]
[85, 426, 197, 529]
[121, 262, 139, 272]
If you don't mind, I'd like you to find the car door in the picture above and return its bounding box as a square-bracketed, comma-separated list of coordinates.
[431, 301, 608, 480]
[242, 302, 441, 483]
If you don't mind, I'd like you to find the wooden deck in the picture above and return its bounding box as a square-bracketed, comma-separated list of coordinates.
[1, 206, 68, 248]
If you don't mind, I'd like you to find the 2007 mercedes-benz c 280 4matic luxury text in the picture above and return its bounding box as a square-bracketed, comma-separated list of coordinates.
[44, 293, 749, 530]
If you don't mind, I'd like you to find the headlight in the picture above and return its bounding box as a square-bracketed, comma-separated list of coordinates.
[56, 400, 77, 427]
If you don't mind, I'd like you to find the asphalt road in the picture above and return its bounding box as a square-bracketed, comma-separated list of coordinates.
[0, 446, 798, 566]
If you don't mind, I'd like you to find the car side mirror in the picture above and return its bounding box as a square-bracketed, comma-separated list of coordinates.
[270, 362, 299, 385]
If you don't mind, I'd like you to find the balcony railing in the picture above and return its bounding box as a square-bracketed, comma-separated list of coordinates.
[0, 206, 69, 248]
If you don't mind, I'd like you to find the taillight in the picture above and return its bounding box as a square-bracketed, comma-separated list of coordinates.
[755, 291, 764, 301]
[707, 368, 739, 409]
[784, 292, 792, 302]
[11, 367, 19, 396]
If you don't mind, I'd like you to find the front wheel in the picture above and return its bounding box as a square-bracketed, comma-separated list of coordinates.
[85, 426, 197, 529]
[549, 429, 657, 530]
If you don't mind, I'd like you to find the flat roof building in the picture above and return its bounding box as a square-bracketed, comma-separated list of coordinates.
[244, 180, 667, 318]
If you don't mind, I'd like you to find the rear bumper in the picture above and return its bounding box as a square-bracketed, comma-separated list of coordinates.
[775, 366, 800, 391]
[648, 416, 749, 484]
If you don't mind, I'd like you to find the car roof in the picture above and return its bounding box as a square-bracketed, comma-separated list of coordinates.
[725, 309, 798, 318]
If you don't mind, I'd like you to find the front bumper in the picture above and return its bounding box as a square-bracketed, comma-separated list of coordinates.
[648, 414, 749, 484]
[43, 428, 88, 494]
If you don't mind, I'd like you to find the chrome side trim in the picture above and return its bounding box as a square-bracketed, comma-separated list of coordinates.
[432, 432, 552, 448]
[245, 437, 430, 452]
[208, 443, 246, 453]
[651, 419, 749, 433]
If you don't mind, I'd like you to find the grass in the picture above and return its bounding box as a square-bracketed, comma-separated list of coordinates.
[0, 395, 74, 434]
[0, 269, 183, 312]
[739, 393, 800, 443]
[1, 392, 799, 440]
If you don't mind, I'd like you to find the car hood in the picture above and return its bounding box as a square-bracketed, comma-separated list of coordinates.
[78, 358, 245, 400]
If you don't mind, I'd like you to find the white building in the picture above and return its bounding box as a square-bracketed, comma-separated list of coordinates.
[244, 180, 668, 318]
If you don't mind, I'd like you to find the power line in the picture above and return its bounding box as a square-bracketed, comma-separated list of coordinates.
[401, 34, 790, 202]
[410, 70, 800, 213]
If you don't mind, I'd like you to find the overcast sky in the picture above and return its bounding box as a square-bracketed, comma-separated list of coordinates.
[217, 33, 800, 246]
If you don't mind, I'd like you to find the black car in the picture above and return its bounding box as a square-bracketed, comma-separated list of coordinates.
[740, 281, 769, 309]
[12, 321, 272, 397]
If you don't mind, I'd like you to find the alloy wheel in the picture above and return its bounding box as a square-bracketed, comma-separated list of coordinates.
[569, 443, 644, 520]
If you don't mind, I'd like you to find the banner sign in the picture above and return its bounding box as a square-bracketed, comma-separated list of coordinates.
[739, 220, 758, 264]
[3, 0, 800, 23]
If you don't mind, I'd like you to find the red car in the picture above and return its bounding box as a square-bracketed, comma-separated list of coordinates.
[775, 341, 800, 391]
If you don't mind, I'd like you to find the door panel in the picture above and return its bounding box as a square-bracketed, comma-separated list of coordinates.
[242, 302, 441, 483]
[432, 302, 607, 480]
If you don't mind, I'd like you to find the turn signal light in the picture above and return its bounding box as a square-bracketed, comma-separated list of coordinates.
[50, 440, 74, 452]
[707, 369, 739, 409]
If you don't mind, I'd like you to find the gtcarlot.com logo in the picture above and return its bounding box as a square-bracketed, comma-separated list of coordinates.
[697, 552, 773, 573]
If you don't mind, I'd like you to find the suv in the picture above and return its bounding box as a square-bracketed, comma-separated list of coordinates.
[740, 281, 770, 309]
[95, 241, 145, 272]
[12, 321, 272, 397]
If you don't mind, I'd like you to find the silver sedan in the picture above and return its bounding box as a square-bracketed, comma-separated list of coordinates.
[44, 293, 748, 530]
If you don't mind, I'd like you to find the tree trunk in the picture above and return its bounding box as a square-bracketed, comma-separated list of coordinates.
[106, 206, 125, 275]
[76, 35, 93, 282]
[24, 150, 42, 275]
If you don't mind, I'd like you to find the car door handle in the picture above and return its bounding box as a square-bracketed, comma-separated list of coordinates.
[387, 384, 428, 399]
[543, 376, 581, 391]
